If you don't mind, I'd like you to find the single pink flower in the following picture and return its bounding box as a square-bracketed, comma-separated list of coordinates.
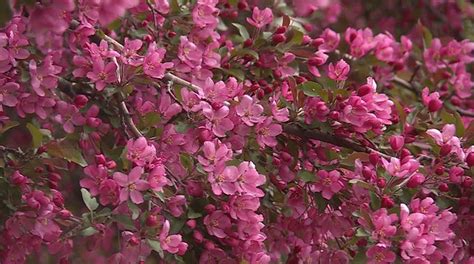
[167, 195, 186, 217]
[366, 244, 396, 264]
[255, 117, 282, 148]
[80, 165, 109, 196]
[143, 48, 173, 79]
[126, 137, 157, 166]
[246, 7, 273, 28]
[98, 179, 120, 206]
[204, 210, 231, 238]
[312, 170, 343, 199]
[113, 167, 149, 204]
[328, 59, 350, 81]
[86, 57, 117, 91]
[236, 161, 265, 197]
[208, 165, 239, 195]
[421, 87, 442, 112]
[235, 95, 265, 126]
[160, 220, 188, 255]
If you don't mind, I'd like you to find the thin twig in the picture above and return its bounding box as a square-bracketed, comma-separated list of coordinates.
[118, 101, 143, 138]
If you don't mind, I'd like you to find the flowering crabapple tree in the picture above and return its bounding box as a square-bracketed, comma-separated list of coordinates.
[0, 0, 474, 263]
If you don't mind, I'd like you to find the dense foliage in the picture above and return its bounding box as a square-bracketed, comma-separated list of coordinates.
[0, 0, 473, 263]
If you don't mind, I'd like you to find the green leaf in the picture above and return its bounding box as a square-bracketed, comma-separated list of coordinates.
[180, 153, 194, 172]
[141, 112, 161, 128]
[81, 188, 99, 211]
[47, 140, 87, 166]
[232, 23, 250, 40]
[297, 170, 315, 183]
[313, 192, 329, 212]
[175, 122, 189, 133]
[128, 201, 140, 220]
[0, 1, 12, 28]
[453, 111, 465, 137]
[297, 81, 328, 101]
[81, 227, 98, 236]
[369, 192, 380, 210]
[0, 121, 19, 134]
[187, 207, 203, 219]
[147, 239, 164, 258]
[230, 48, 259, 60]
[113, 215, 137, 231]
[26, 123, 43, 148]
[288, 29, 304, 46]
[221, 68, 245, 81]
[352, 251, 368, 264]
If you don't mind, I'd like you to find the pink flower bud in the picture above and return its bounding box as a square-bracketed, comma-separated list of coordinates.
[272, 34, 286, 44]
[328, 59, 350, 81]
[389, 135, 404, 151]
[381, 196, 394, 208]
[95, 154, 107, 165]
[146, 215, 158, 227]
[438, 183, 449, 192]
[73, 95, 88, 108]
[58, 209, 73, 219]
[186, 219, 196, 229]
[369, 152, 380, 166]
[376, 178, 386, 188]
[462, 177, 473, 188]
[466, 152, 474, 167]
[204, 204, 216, 213]
[407, 173, 425, 188]
[440, 144, 452, 157]
[106, 160, 117, 169]
[193, 230, 204, 243]
[128, 236, 140, 246]
[11, 171, 27, 186]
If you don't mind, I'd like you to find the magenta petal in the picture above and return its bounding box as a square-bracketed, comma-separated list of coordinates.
[130, 190, 144, 204]
[113, 172, 129, 186]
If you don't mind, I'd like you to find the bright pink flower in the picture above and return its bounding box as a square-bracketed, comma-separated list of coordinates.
[319, 28, 340, 52]
[98, 179, 120, 206]
[389, 135, 404, 151]
[160, 220, 188, 255]
[382, 157, 419, 178]
[29, 56, 62, 97]
[29, 0, 75, 35]
[208, 165, 239, 195]
[237, 161, 265, 197]
[126, 137, 157, 166]
[0, 79, 19, 109]
[113, 167, 149, 204]
[143, 48, 173, 79]
[308, 51, 329, 77]
[181, 88, 202, 112]
[198, 140, 232, 172]
[80, 165, 109, 196]
[86, 57, 117, 91]
[158, 90, 182, 120]
[204, 210, 231, 238]
[312, 170, 344, 199]
[426, 124, 464, 159]
[121, 38, 143, 65]
[201, 102, 234, 137]
[366, 244, 396, 264]
[345, 27, 376, 58]
[167, 195, 186, 217]
[192, 0, 219, 28]
[304, 97, 330, 123]
[423, 38, 444, 73]
[229, 195, 261, 222]
[178, 36, 202, 68]
[236, 95, 265, 126]
[400, 204, 425, 231]
[255, 117, 282, 148]
[147, 165, 168, 191]
[328, 59, 350, 81]
[247, 7, 273, 28]
[421, 87, 442, 112]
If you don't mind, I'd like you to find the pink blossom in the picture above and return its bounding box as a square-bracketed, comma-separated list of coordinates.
[208, 165, 239, 195]
[421, 87, 442, 112]
[121, 38, 143, 66]
[86, 57, 118, 91]
[113, 167, 149, 204]
[198, 140, 232, 172]
[319, 28, 340, 52]
[167, 195, 186, 217]
[143, 48, 173, 79]
[147, 165, 169, 191]
[204, 210, 231, 238]
[235, 95, 265, 126]
[160, 220, 188, 255]
[229, 195, 261, 222]
[236, 161, 265, 197]
[246, 7, 273, 29]
[426, 124, 464, 159]
[201, 102, 234, 137]
[178, 36, 202, 68]
[98, 179, 120, 206]
[382, 157, 419, 178]
[126, 137, 157, 166]
[366, 245, 396, 264]
[328, 59, 350, 81]
[307, 51, 328, 77]
[0, 79, 19, 109]
[255, 117, 282, 148]
[192, 0, 219, 28]
[312, 170, 344, 199]
[80, 165, 109, 196]
[29, 56, 62, 97]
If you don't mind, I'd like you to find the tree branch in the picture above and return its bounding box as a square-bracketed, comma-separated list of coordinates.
[283, 124, 391, 159]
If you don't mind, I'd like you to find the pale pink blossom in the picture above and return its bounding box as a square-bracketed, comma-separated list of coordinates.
[113, 167, 149, 204]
